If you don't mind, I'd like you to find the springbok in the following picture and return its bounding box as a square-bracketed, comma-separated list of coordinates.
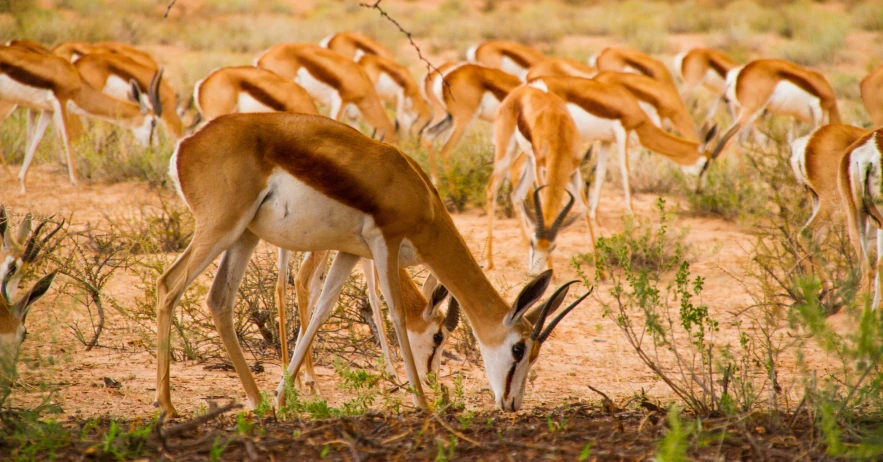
[53, 41, 158, 70]
[0, 207, 60, 381]
[74, 52, 182, 141]
[672, 47, 737, 101]
[487, 85, 591, 273]
[713, 59, 841, 158]
[0, 45, 162, 193]
[591, 47, 677, 88]
[466, 40, 545, 81]
[356, 54, 432, 137]
[529, 76, 718, 219]
[192, 66, 454, 395]
[860, 64, 883, 129]
[255, 43, 398, 144]
[422, 63, 522, 182]
[157, 112, 588, 416]
[838, 128, 883, 308]
[790, 124, 870, 291]
[319, 32, 395, 61]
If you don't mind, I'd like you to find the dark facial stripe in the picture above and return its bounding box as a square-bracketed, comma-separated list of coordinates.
[503, 362, 517, 403]
[427, 343, 439, 376]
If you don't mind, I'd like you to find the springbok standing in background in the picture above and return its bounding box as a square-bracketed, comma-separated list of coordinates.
[466, 40, 545, 81]
[319, 32, 395, 61]
[860, 64, 883, 129]
[356, 54, 432, 137]
[591, 47, 677, 88]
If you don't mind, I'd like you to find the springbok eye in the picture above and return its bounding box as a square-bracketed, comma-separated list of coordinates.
[433, 332, 443, 345]
[512, 342, 525, 362]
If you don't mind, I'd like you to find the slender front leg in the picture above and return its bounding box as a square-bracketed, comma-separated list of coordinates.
[52, 100, 77, 185]
[874, 228, 883, 310]
[275, 252, 359, 406]
[275, 248, 291, 376]
[292, 250, 329, 396]
[363, 260, 400, 380]
[18, 110, 52, 194]
[372, 239, 428, 409]
[613, 126, 633, 216]
[588, 142, 610, 224]
[206, 230, 262, 409]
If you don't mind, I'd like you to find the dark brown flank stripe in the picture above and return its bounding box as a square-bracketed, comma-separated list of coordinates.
[241, 80, 287, 112]
[298, 53, 345, 90]
[481, 70, 521, 102]
[515, 98, 533, 144]
[500, 49, 535, 68]
[0, 62, 55, 89]
[707, 56, 730, 79]
[623, 57, 655, 79]
[551, 80, 622, 120]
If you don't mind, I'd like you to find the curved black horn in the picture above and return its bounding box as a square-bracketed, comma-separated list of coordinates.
[537, 286, 593, 343]
[415, 117, 432, 143]
[149, 67, 164, 117]
[20, 221, 47, 264]
[444, 297, 460, 332]
[0, 206, 7, 241]
[547, 190, 575, 241]
[533, 185, 548, 239]
[529, 280, 580, 340]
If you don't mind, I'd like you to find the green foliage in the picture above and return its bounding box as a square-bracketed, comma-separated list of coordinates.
[209, 435, 229, 462]
[689, 158, 764, 222]
[655, 406, 691, 462]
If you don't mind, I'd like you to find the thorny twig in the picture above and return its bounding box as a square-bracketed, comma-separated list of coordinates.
[360, 0, 453, 100]
[164, 0, 177, 18]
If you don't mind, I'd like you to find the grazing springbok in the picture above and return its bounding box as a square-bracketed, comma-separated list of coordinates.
[713, 59, 841, 158]
[255, 43, 398, 144]
[422, 63, 522, 182]
[591, 47, 677, 88]
[530, 76, 718, 219]
[790, 124, 870, 291]
[74, 52, 182, 141]
[487, 85, 591, 273]
[191, 66, 455, 394]
[838, 128, 883, 308]
[672, 47, 737, 118]
[860, 64, 883, 129]
[356, 54, 432, 137]
[525, 57, 597, 81]
[319, 32, 395, 61]
[0, 45, 162, 193]
[0, 207, 60, 381]
[466, 40, 545, 81]
[157, 112, 588, 416]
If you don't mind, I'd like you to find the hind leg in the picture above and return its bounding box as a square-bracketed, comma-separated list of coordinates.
[206, 230, 262, 409]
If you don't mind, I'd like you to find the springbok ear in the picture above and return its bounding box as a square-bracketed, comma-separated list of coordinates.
[13, 270, 56, 324]
[505, 269, 553, 327]
[14, 215, 32, 249]
[422, 284, 449, 322]
[444, 297, 460, 332]
[703, 124, 718, 145]
[130, 79, 148, 114]
[421, 273, 439, 301]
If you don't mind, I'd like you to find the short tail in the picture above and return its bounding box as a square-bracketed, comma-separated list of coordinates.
[425, 112, 453, 137]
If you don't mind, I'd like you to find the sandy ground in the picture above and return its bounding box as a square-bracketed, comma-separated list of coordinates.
[1, 160, 802, 421]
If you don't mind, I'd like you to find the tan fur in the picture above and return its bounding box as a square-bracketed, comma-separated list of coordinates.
[470, 41, 545, 77]
[594, 47, 676, 88]
[74, 52, 182, 140]
[423, 63, 522, 182]
[593, 70, 698, 141]
[422, 62, 457, 125]
[322, 32, 394, 60]
[255, 43, 398, 144]
[861, 64, 883, 129]
[525, 57, 597, 81]
[53, 41, 158, 70]
[195, 66, 318, 120]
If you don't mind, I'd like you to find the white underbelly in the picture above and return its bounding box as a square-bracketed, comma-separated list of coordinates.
[237, 92, 274, 113]
[478, 91, 501, 121]
[375, 72, 402, 104]
[566, 103, 619, 143]
[703, 70, 726, 93]
[102, 75, 132, 102]
[249, 170, 373, 257]
[0, 75, 54, 111]
[766, 80, 822, 122]
[295, 67, 338, 107]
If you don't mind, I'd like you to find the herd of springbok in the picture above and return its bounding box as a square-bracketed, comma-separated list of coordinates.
[1, 30, 882, 415]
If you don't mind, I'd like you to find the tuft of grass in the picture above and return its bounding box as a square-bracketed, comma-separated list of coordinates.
[773, 2, 848, 66]
[655, 406, 691, 462]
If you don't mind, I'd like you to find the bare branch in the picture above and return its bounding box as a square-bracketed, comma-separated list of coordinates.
[164, 0, 177, 18]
